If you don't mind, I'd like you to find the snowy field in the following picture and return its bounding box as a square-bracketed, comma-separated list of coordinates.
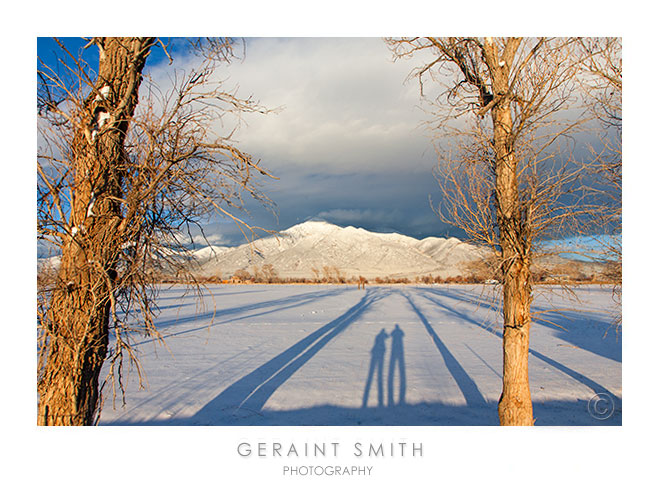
[99, 284, 621, 426]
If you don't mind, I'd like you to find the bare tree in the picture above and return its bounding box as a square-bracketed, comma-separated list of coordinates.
[388, 37, 590, 425]
[37, 37, 273, 425]
[260, 264, 278, 283]
[578, 37, 622, 329]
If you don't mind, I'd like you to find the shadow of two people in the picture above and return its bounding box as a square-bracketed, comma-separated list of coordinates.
[362, 324, 406, 408]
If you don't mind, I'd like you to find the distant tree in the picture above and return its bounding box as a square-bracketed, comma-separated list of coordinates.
[387, 37, 598, 425]
[260, 264, 278, 283]
[37, 37, 273, 425]
[322, 265, 337, 283]
[233, 269, 253, 282]
[251, 265, 262, 282]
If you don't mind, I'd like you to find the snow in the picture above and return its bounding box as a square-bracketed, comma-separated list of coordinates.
[37, 221, 614, 283]
[96, 110, 111, 128]
[99, 283, 621, 426]
[86, 193, 96, 217]
[195, 221, 484, 279]
[94, 85, 111, 101]
[37, 254, 61, 269]
[191, 245, 229, 260]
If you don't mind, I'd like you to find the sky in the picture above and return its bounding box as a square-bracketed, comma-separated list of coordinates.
[37, 37, 455, 248]
[37, 36, 614, 250]
[160, 37, 448, 246]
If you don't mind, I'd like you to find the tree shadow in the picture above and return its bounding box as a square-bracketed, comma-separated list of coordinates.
[104, 397, 621, 426]
[402, 292, 487, 407]
[421, 285, 621, 362]
[414, 288, 619, 400]
[186, 288, 389, 424]
[132, 286, 351, 346]
[100, 285, 622, 427]
[154, 286, 348, 330]
[155, 285, 270, 302]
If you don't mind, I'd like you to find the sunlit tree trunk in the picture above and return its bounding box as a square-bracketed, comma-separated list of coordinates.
[483, 38, 534, 425]
[38, 37, 154, 425]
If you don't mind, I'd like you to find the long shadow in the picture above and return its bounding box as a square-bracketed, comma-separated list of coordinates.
[426, 286, 500, 310]
[527, 308, 621, 362]
[402, 292, 487, 407]
[153, 303, 194, 312]
[422, 285, 621, 362]
[464, 343, 501, 379]
[188, 288, 388, 423]
[154, 287, 348, 330]
[362, 329, 388, 408]
[154, 285, 270, 302]
[415, 288, 619, 400]
[104, 398, 620, 426]
[105, 346, 257, 417]
[136, 289, 350, 347]
[387, 324, 406, 407]
[130, 287, 351, 347]
[201, 288, 271, 297]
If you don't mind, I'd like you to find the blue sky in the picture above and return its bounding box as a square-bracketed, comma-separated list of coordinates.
[37, 37, 187, 74]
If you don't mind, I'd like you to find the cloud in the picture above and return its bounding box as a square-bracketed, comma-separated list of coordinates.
[316, 208, 405, 228]
[220, 38, 438, 173]
[141, 38, 458, 244]
[195, 231, 229, 246]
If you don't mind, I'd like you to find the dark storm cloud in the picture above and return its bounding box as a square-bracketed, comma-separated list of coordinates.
[199, 164, 464, 246]
[183, 37, 455, 243]
[147, 37, 606, 246]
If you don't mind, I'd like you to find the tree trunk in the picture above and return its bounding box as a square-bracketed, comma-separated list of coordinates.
[498, 259, 533, 425]
[493, 130, 534, 426]
[481, 38, 534, 425]
[494, 127, 534, 425]
[494, 146, 534, 425]
[38, 38, 154, 425]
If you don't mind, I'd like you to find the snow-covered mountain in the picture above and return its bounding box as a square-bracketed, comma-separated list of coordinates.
[192, 220, 486, 280]
[37, 221, 610, 281]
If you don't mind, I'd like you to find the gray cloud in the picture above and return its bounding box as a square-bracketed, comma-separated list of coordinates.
[200, 164, 463, 245]
[140, 38, 454, 245]
[42, 38, 604, 251]
[222, 38, 438, 173]
[191, 38, 455, 242]
[143, 38, 596, 246]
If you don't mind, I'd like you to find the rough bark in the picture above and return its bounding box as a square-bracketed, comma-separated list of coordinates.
[498, 263, 533, 425]
[38, 37, 154, 425]
[483, 38, 534, 425]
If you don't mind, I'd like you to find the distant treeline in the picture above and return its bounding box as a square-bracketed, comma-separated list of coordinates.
[38, 260, 619, 289]
[157, 264, 618, 286]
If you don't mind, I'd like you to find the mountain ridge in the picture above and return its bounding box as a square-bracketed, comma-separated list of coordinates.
[37, 220, 610, 282]
[191, 220, 486, 280]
